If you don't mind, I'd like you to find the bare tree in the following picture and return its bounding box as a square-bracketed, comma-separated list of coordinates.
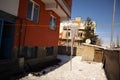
[96, 38, 103, 46]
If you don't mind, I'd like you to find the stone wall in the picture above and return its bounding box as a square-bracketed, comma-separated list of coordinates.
[94, 49, 103, 62]
[103, 49, 120, 80]
[58, 45, 103, 62]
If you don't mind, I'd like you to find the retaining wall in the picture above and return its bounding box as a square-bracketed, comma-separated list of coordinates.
[103, 49, 120, 80]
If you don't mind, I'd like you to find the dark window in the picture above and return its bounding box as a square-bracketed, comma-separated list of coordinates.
[27, 0, 39, 22]
[78, 32, 82, 37]
[33, 4, 39, 22]
[27, 1, 33, 19]
[46, 47, 54, 56]
[2, 22, 12, 38]
[50, 16, 56, 30]
[66, 32, 70, 37]
[63, 26, 67, 30]
[24, 47, 37, 59]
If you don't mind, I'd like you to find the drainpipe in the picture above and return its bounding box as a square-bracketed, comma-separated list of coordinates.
[23, 20, 27, 47]
[17, 18, 23, 57]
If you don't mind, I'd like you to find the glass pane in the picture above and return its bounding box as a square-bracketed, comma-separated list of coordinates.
[66, 32, 70, 37]
[24, 47, 37, 59]
[46, 47, 53, 56]
[27, 1, 33, 19]
[33, 4, 39, 22]
[2, 21, 12, 38]
[50, 16, 56, 30]
[50, 16, 52, 25]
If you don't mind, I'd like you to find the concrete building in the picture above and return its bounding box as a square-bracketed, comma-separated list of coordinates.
[59, 17, 91, 46]
[0, 0, 72, 78]
[58, 17, 97, 55]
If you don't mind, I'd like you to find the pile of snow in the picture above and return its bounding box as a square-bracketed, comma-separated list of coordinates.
[20, 55, 107, 80]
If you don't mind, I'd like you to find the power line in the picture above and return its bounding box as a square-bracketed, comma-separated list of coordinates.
[97, 23, 120, 27]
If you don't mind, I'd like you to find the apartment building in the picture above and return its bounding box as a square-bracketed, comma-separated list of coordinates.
[0, 0, 72, 78]
[58, 17, 96, 55]
[59, 17, 86, 46]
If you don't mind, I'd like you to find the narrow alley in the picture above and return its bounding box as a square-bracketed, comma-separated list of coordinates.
[20, 55, 107, 80]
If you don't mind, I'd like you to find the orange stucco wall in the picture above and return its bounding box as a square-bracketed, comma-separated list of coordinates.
[14, 0, 60, 47]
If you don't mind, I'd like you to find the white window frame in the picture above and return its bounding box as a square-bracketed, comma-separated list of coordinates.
[27, 0, 40, 23]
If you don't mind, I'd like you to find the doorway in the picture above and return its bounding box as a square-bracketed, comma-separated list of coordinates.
[0, 19, 15, 59]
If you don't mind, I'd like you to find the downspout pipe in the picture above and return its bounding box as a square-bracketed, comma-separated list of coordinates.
[16, 17, 23, 57]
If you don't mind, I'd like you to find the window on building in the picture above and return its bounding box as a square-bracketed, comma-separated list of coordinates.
[50, 16, 56, 30]
[78, 32, 82, 37]
[66, 32, 70, 37]
[27, 0, 39, 22]
[23, 47, 37, 59]
[46, 47, 54, 56]
[63, 26, 67, 30]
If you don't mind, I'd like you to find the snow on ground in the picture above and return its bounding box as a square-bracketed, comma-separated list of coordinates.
[20, 55, 107, 80]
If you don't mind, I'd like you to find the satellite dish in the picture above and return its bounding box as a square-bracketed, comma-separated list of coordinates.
[86, 39, 91, 44]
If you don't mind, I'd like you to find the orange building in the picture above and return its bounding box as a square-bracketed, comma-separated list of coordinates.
[0, 0, 72, 78]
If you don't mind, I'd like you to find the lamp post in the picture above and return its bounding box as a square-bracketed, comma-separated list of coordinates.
[65, 21, 71, 52]
[64, 20, 79, 71]
[70, 25, 78, 70]
[69, 22, 78, 71]
[110, 0, 116, 48]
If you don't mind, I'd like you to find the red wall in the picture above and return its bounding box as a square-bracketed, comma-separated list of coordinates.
[14, 0, 60, 47]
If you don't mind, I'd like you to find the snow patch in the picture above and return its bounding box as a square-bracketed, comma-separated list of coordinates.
[20, 55, 107, 80]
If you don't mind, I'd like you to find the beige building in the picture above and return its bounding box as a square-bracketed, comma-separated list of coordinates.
[59, 17, 86, 46]
[58, 17, 99, 59]
[59, 17, 97, 46]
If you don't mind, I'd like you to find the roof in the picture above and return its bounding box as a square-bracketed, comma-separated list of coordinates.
[82, 43, 106, 49]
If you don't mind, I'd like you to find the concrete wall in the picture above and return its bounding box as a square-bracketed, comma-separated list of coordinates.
[0, 60, 19, 79]
[58, 46, 77, 56]
[0, 46, 58, 79]
[58, 45, 103, 62]
[103, 50, 120, 80]
[25, 47, 57, 66]
[12, 46, 58, 67]
[81, 45, 95, 61]
[94, 49, 103, 62]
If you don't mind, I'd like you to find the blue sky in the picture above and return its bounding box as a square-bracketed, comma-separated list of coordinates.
[71, 0, 120, 46]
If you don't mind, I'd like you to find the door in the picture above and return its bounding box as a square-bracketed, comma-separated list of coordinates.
[0, 19, 15, 59]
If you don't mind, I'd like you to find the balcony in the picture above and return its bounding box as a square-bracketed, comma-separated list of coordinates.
[41, 0, 71, 21]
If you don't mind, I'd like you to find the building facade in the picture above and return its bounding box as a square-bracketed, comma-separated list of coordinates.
[59, 17, 87, 46]
[58, 17, 96, 55]
[0, 0, 72, 78]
